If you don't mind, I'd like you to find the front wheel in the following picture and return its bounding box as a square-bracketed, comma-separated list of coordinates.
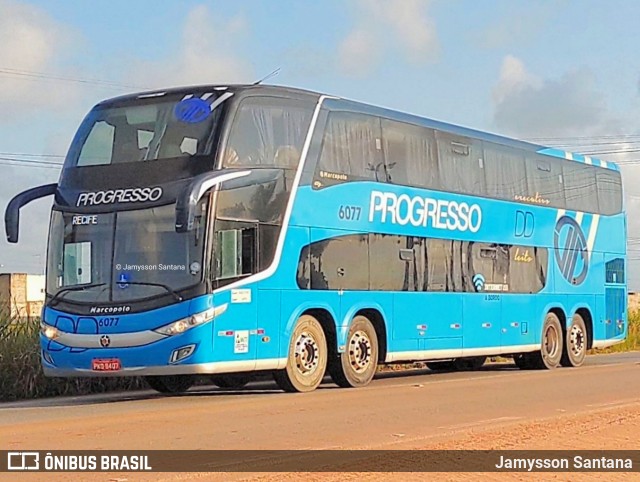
[210, 374, 253, 389]
[273, 314, 327, 393]
[561, 313, 588, 367]
[329, 315, 379, 388]
[144, 375, 195, 394]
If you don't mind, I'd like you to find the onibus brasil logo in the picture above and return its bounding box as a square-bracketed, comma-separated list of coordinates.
[554, 215, 589, 285]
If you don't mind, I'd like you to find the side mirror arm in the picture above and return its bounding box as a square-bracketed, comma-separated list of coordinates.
[5, 183, 58, 243]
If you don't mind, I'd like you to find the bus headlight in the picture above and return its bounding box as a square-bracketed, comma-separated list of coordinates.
[40, 322, 61, 340]
[154, 304, 227, 336]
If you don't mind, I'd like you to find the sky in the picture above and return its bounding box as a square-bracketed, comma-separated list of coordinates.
[1, 0, 640, 286]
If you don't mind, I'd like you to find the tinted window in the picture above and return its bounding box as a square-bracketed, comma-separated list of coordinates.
[482, 142, 527, 201]
[224, 97, 313, 169]
[309, 234, 369, 290]
[426, 239, 455, 291]
[369, 234, 423, 291]
[508, 246, 548, 293]
[525, 155, 565, 207]
[465, 243, 509, 292]
[316, 113, 383, 182]
[381, 120, 438, 188]
[73, 95, 220, 166]
[606, 258, 625, 284]
[597, 169, 623, 215]
[436, 132, 485, 196]
[298, 234, 547, 293]
[563, 162, 599, 212]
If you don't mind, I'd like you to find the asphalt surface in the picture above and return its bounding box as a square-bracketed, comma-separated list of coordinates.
[1, 352, 639, 453]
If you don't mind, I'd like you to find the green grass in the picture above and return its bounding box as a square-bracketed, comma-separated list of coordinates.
[593, 309, 640, 353]
[0, 311, 145, 402]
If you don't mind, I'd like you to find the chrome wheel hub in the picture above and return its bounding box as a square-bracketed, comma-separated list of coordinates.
[348, 330, 372, 373]
[569, 324, 585, 356]
[294, 332, 320, 375]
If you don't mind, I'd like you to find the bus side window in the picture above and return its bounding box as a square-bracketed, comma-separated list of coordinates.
[436, 132, 485, 196]
[482, 142, 527, 201]
[563, 162, 599, 212]
[597, 169, 623, 215]
[381, 120, 438, 188]
[216, 226, 257, 279]
[525, 155, 565, 207]
[316, 112, 383, 183]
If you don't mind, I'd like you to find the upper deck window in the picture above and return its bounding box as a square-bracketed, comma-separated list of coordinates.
[71, 93, 222, 167]
[222, 97, 314, 169]
[316, 112, 383, 181]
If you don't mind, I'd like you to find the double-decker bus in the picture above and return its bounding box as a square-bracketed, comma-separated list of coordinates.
[5, 85, 626, 393]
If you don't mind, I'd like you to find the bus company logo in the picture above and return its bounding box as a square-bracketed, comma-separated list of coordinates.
[554, 215, 589, 285]
[174, 98, 211, 123]
[89, 305, 131, 314]
[369, 191, 482, 233]
[76, 187, 163, 206]
[99, 335, 111, 347]
[472, 273, 485, 292]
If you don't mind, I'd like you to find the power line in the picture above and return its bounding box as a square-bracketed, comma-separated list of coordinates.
[0, 67, 148, 91]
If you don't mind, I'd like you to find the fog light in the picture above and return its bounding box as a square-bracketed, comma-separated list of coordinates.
[42, 350, 55, 366]
[170, 344, 196, 364]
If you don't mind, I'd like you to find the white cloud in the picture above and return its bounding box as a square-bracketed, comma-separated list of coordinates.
[338, 0, 438, 76]
[492, 55, 612, 138]
[128, 5, 253, 89]
[338, 29, 379, 77]
[0, 0, 78, 116]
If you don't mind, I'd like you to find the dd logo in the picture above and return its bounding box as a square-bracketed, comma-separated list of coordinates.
[554, 216, 588, 285]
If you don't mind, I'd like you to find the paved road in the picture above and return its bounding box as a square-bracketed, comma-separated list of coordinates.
[2, 352, 639, 454]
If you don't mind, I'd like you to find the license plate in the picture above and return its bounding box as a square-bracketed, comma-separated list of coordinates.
[92, 358, 121, 372]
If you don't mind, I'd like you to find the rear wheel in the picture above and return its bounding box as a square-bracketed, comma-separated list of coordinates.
[210, 374, 253, 389]
[144, 375, 195, 394]
[529, 312, 564, 369]
[329, 315, 378, 388]
[273, 314, 327, 393]
[561, 313, 588, 367]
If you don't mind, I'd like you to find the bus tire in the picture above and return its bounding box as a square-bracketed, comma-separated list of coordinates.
[329, 315, 379, 388]
[210, 374, 252, 389]
[426, 360, 457, 371]
[453, 356, 487, 370]
[530, 312, 564, 369]
[144, 375, 195, 394]
[560, 313, 588, 367]
[273, 314, 327, 393]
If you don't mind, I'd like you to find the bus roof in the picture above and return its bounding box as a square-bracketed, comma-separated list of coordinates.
[99, 84, 620, 172]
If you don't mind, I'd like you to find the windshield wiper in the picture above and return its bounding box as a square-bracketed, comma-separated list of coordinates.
[49, 283, 107, 306]
[118, 281, 183, 302]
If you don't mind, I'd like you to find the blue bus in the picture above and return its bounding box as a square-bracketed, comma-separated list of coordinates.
[5, 85, 626, 393]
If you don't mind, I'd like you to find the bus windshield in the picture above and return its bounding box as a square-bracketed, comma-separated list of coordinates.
[67, 92, 225, 167]
[46, 201, 208, 303]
